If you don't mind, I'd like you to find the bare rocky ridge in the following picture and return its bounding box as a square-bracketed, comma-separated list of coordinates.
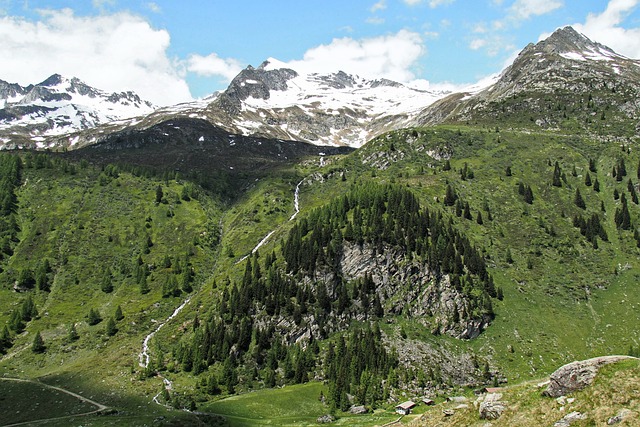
[544, 355, 636, 398]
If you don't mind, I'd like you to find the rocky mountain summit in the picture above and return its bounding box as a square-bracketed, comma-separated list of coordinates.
[0, 74, 154, 148]
[416, 26, 640, 134]
[203, 58, 449, 147]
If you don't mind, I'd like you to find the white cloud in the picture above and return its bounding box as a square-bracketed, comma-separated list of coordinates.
[469, 39, 487, 50]
[186, 53, 243, 81]
[281, 30, 426, 83]
[370, 0, 386, 13]
[508, 0, 563, 21]
[146, 2, 161, 13]
[429, 0, 454, 7]
[366, 16, 385, 25]
[573, 0, 640, 58]
[0, 9, 193, 106]
[402, 0, 454, 6]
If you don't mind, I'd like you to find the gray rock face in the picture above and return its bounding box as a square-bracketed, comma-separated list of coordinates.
[349, 405, 368, 414]
[479, 401, 506, 420]
[336, 242, 491, 339]
[553, 411, 586, 427]
[544, 356, 634, 397]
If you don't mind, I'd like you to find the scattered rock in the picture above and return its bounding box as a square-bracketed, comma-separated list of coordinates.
[553, 411, 586, 427]
[454, 404, 469, 410]
[447, 396, 469, 403]
[479, 401, 506, 420]
[349, 405, 367, 415]
[442, 409, 455, 417]
[544, 356, 634, 398]
[607, 409, 631, 425]
[317, 414, 336, 424]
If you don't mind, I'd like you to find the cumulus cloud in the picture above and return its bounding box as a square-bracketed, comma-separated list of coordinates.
[0, 9, 191, 105]
[508, 0, 563, 21]
[282, 30, 426, 83]
[370, 0, 386, 13]
[572, 0, 640, 58]
[186, 53, 243, 81]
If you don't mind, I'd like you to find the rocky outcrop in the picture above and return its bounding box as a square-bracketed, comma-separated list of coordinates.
[553, 411, 587, 427]
[337, 242, 491, 339]
[478, 392, 506, 420]
[544, 356, 635, 397]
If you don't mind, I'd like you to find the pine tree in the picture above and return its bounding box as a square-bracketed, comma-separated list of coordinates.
[100, 272, 113, 293]
[584, 172, 592, 186]
[574, 188, 586, 209]
[593, 178, 600, 192]
[523, 185, 534, 204]
[444, 184, 456, 206]
[31, 331, 45, 353]
[114, 305, 124, 321]
[105, 317, 118, 336]
[155, 185, 163, 204]
[88, 308, 102, 325]
[552, 162, 562, 187]
[505, 166, 512, 176]
[589, 158, 597, 173]
[476, 211, 484, 225]
[0, 325, 12, 353]
[67, 323, 79, 342]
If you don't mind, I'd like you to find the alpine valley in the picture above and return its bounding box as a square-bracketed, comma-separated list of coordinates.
[0, 26, 639, 427]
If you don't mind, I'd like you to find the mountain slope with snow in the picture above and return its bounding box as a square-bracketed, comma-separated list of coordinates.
[413, 26, 640, 134]
[0, 74, 155, 148]
[203, 58, 451, 147]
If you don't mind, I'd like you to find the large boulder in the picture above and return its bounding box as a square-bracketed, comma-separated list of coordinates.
[479, 401, 506, 420]
[544, 356, 634, 398]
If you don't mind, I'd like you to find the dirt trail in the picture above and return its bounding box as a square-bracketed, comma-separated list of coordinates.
[0, 377, 108, 427]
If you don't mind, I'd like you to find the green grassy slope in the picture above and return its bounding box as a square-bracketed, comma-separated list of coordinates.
[0, 121, 638, 425]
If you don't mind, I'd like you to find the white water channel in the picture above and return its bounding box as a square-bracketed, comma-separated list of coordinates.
[139, 296, 193, 368]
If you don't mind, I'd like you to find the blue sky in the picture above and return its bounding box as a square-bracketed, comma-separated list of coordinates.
[1, 0, 639, 105]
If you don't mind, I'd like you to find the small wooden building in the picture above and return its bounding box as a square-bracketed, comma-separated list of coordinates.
[395, 400, 416, 415]
[421, 398, 435, 406]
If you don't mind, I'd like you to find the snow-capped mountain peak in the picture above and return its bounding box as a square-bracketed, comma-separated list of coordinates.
[209, 59, 451, 147]
[0, 74, 155, 148]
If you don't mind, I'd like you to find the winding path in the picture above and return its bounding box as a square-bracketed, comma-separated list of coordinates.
[0, 377, 108, 427]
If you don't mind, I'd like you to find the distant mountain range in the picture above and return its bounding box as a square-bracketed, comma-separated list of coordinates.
[0, 74, 154, 148]
[1, 26, 638, 151]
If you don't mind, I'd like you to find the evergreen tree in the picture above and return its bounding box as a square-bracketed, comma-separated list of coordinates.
[584, 172, 592, 186]
[463, 202, 472, 220]
[476, 211, 484, 225]
[505, 166, 512, 176]
[35, 259, 51, 292]
[615, 194, 632, 230]
[523, 185, 534, 204]
[442, 160, 451, 171]
[593, 178, 600, 192]
[31, 331, 45, 353]
[589, 158, 597, 173]
[105, 317, 118, 336]
[574, 188, 586, 209]
[67, 323, 79, 342]
[552, 161, 562, 187]
[0, 325, 12, 353]
[444, 184, 456, 206]
[114, 305, 124, 321]
[155, 185, 164, 204]
[88, 308, 102, 325]
[100, 272, 113, 293]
